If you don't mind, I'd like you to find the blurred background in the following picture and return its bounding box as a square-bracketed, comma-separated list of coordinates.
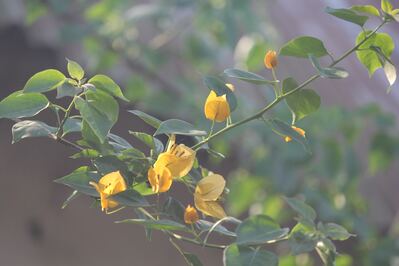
[0, 0, 399, 265]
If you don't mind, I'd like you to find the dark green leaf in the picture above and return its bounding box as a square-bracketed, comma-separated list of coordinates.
[129, 131, 164, 154]
[62, 118, 82, 136]
[117, 219, 189, 232]
[54, 166, 100, 196]
[236, 215, 289, 246]
[309, 55, 349, 79]
[88, 74, 128, 101]
[23, 69, 66, 93]
[12, 120, 56, 143]
[325, 7, 368, 26]
[356, 31, 395, 76]
[70, 149, 100, 159]
[284, 197, 317, 222]
[93, 156, 128, 176]
[224, 68, 276, 85]
[223, 244, 278, 266]
[280, 36, 328, 58]
[110, 189, 150, 207]
[197, 220, 237, 237]
[203, 76, 237, 111]
[282, 78, 321, 122]
[0, 91, 49, 119]
[323, 223, 354, 241]
[128, 110, 162, 128]
[162, 197, 186, 224]
[108, 133, 133, 150]
[154, 119, 207, 136]
[67, 58, 85, 80]
[289, 231, 317, 255]
[75, 90, 119, 143]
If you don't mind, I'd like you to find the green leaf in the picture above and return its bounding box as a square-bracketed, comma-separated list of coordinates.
[268, 119, 310, 152]
[62, 118, 82, 136]
[284, 197, 317, 222]
[325, 7, 368, 27]
[12, 120, 56, 143]
[183, 253, 203, 266]
[350, 5, 380, 17]
[282, 78, 321, 122]
[162, 197, 186, 224]
[381, 0, 393, 13]
[316, 238, 337, 266]
[223, 244, 278, 266]
[75, 90, 119, 143]
[280, 36, 328, 58]
[289, 231, 317, 255]
[223, 68, 276, 85]
[23, 69, 66, 93]
[154, 119, 207, 136]
[355, 31, 395, 76]
[203, 76, 237, 111]
[70, 149, 100, 159]
[197, 220, 237, 237]
[309, 55, 349, 79]
[56, 81, 81, 99]
[322, 223, 354, 241]
[108, 133, 133, 150]
[128, 110, 162, 129]
[88, 74, 128, 101]
[93, 156, 128, 176]
[236, 215, 289, 246]
[129, 131, 164, 154]
[54, 166, 100, 196]
[67, 58, 85, 80]
[0, 91, 49, 119]
[110, 189, 150, 207]
[117, 219, 189, 232]
[80, 121, 114, 153]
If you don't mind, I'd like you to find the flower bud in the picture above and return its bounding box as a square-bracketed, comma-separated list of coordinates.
[264, 50, 278, 69]
[184, 205, 199, 224]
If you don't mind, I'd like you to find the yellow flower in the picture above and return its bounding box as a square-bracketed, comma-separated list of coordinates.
[184, 205, 199, 224]
[147, 164, 173, 193]
[194, 174, 227, 219]
[284, 126, 306, 142]
[204, 90, 231, 122]
[89, 171, 127, 212]
[147, 135, 196, 193]
[264, 50, 278, 69]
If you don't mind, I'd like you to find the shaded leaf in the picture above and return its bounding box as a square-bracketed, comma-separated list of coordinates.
[12, 120, 56, 143]
[88, 74, 128, 101]
[224, 68, 276, 85]
[223, 244, 278, 266]
[0, 91, 49, 119]
[309, 55, 349, 79]
[236, 215, 289, 246]
[268, 119, 310, 152]
[117, 219, 189, 232]
[110, 189, 150, 207]
[325, 7, 368, 26]
[284, 197, 317, 222]
[154, 119, 207, 136]
[128, 110, 162, 128]
[54, 166, 100, 196]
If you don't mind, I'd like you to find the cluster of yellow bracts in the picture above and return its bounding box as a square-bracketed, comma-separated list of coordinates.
[89, 50, 306, 223]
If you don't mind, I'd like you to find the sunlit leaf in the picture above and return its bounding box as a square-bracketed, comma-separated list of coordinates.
[280, 36, 328, 58]
[23, 69, 66, 93]
[0, 91, 49, 119]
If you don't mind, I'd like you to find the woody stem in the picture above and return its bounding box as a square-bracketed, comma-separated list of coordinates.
[192, 21, 386, 151]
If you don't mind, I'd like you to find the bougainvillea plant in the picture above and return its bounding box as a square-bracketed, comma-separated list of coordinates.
[0, 1, 397, 265]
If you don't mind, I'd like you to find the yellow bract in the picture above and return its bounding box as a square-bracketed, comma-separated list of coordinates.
[284, 126, 306, 142]
[184, 205, 199, 224]
[147, 135, 196, 193]
[89, 171, 127, 212]
[148, 164, 173, 193]
[194, 174, 227, 219]
[204, 91, 231, 122]
[264, 50, 278, 69]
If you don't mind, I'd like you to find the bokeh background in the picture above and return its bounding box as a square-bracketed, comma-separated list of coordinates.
[1, 0, 399, 265]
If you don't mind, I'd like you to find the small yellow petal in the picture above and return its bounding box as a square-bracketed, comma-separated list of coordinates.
[194, 196, 226, 219]
[204, 91, 230, 122]
[98, 171, 127, 195]
[195, 174, 226, 201]
[147, 165, 173, 193]
[155, 144, 195, 178]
